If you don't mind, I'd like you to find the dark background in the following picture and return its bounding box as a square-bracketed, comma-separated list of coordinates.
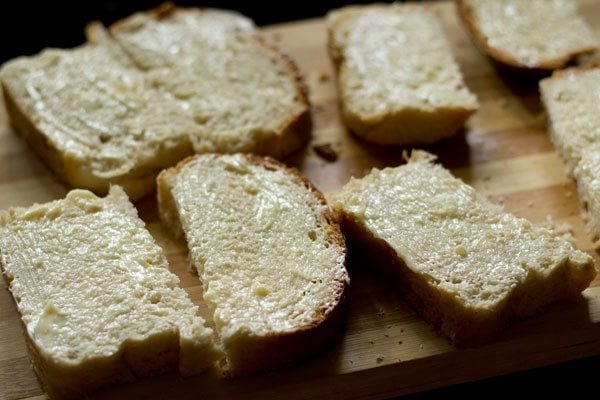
[0, 1, 380, 63]
[0, 0, 598, 398]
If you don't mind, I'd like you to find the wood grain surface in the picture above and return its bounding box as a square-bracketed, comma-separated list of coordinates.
[2, 1, 600, 399]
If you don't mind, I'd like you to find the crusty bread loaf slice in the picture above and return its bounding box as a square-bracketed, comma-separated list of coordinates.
[0, 187, 221, 399]
[327, 4, 478, 145]
[540, 66, 600, 238]
[157, 154, 348, 375]
[0, 4, 310, 201]
[332, 151, 596, 346]
[456, 0, 597, 70]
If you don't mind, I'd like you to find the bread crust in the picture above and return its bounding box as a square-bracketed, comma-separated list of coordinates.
[326, 5, 477, 145]
[157, 153, 348, 376]
[455, 0, 597, 71]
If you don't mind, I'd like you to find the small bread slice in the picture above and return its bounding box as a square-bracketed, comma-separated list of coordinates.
[327, 4, 478, 145]
[157, 154, 348, 376]
[0, 187, 221, 399]
[0, 4, 310, 201]
[456, 0, 597, 70]
[332, 151, 596, 346]
[540, 66, 600, 238]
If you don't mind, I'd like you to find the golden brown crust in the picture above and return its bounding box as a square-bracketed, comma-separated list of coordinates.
[455, 0, 597, 71]
[157, 153, 348, 376]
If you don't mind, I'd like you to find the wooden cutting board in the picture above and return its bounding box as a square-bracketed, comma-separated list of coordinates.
[2, 1, 600, 399]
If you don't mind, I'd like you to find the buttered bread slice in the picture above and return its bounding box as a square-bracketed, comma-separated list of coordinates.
[332, 151, 596, 346]
[158, 154, 348, 375]
[327, 4, 478, 145]
[457, 0, 597, 70]
[0, 187, 221, 399]
[541, 66, 600, 238]
[0, 4, 310, 200]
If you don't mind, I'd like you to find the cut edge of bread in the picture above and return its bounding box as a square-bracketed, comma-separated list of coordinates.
[157, 153, 348, 376]
[326, 4, 478, 146]
[333, 151, 596, 347]
[455, 0, 598, 71]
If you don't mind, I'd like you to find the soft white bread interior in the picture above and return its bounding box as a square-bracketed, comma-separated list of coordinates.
[0, 187, 221, 399]
[158, 154, 348, 375]
[327, 4, 478, 145]
[456, 0, 597, 70]
[541, 66, 600, 238]
[0, 4, 310, 201]
[332, 151, 596, 346]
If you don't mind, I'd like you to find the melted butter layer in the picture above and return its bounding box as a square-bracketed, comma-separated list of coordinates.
[168, 155, 347, 340]
[333, 155, 591, 309]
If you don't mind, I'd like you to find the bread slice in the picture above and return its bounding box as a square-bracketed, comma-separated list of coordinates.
[576, 146, 600, 238]
[157, 154, 348, 375]
[331, 151, 596, 346]
[0, 4, 310, 201]
[456, 0, 597, 70]
[327, 4, 478, 145]
[540, 66, 600, 238]
[0, 187, 221, 399]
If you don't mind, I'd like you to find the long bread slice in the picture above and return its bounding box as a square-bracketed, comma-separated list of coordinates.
[332, 151, 596, 346]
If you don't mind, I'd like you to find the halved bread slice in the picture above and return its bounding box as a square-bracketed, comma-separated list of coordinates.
[540, 65, 600, 238]
[327, 4, 478, 145]
[0, 187, 221, 400]
[456, 0, 597, 70]
[157, 154, 348, 375]
[0, 4, 310, 201]
[332, 151, 596, 346]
